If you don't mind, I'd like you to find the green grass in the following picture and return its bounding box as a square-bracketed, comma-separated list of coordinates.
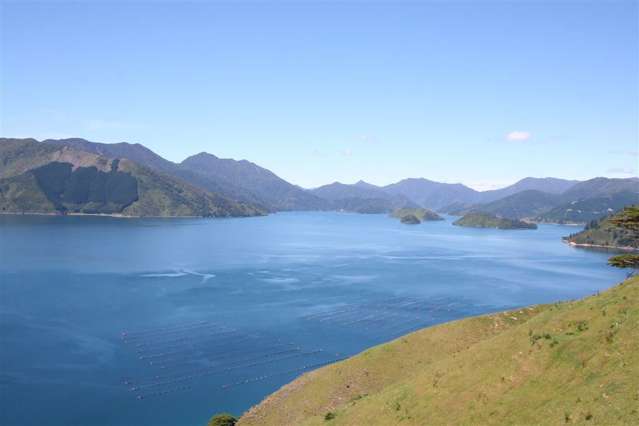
[238, 276, 639, 426]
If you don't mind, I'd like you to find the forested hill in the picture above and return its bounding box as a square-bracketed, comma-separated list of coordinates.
[44, 138, 327, 212]
[565, 206, 639, 251]
[0, 138, 264, 217]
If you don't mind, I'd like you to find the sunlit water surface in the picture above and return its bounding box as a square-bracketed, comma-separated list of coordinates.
[0, 212, 626, 426]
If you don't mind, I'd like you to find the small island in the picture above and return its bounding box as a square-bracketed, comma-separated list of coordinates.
[400, 214, 421, 224]
[391, 207, 443, 225]
[453, 212, 537, 230]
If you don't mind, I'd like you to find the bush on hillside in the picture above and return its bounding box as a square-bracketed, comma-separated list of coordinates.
[208, 413, 237, 426]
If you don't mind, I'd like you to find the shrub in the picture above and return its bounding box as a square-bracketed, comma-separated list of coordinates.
[576, 321, 589, 332]
[324, 412, 336, 421]
[208, 413, 237, 426]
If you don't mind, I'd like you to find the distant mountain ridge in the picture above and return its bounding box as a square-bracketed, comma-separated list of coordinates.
[478, 177, 580, 203]
[310, 181, 416, 213]
[43, 138, 326, 212]
[2, 137, 637, 221]
[383, 178, 480, 211]
[0, 138, 263, 217]
[180, 152, 326, 212]
[445, 177, 638, 224]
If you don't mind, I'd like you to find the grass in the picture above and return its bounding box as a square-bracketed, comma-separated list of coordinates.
[238, 276, 639, 426]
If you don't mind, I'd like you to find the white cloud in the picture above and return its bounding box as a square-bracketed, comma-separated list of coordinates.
[340, 149, 353, 157]
[505, 131, 531, 141]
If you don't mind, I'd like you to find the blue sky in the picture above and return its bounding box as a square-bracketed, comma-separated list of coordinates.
[1, 0, 637, 189]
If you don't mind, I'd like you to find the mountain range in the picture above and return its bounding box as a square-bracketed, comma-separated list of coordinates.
[0, 138, 263, 217]
[308, 181, 417, 213]
[1, 137, 637, 221]
[448, 178, 639, 224]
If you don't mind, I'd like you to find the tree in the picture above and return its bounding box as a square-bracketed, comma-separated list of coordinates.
[208, 413, 237, 426]
[607, 205, 639, 270]
[608, 254, 639, 269]
[609, 206, 639, 232]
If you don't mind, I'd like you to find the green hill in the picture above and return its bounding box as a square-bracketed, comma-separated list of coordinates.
[238, 275, 638, 426]
[391, 207, 443, 223]
[447, 178, 639, 224]
[564, 206, 639, 251]
[453, 212, 537, 230]
[0, 138, 265, 217]
[450, 190, 562, 220]
[43, 138, 328, 212]
[537, 192, 639, 224]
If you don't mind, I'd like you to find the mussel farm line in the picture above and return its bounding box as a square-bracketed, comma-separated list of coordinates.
[119, 320, 338, 400]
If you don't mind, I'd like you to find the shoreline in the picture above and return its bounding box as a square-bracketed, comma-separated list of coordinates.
[564, 240, 639, 253]
[0, 211, 264, 220]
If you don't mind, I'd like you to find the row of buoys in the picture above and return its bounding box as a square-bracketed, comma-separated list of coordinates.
[121, 321, 210, 340]
[133, 331, 248, 355]
[124, 326, 237, 346]
[132, 346, 303, 384]
[134, 330, 252, 360]
[148, 347, 303, 380]
[132, 349, 325, 391]
[338, 310, 422, 328]
[135, 384, 193, 400]
[301, 305, 360, 320]
[303, 299, 418, 323]
[134, 355, 348, 399]
[221, 356, 347, 390]
[149, 342, 295, 372]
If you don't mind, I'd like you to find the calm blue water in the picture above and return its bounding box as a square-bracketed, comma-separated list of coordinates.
[0, 212, 626, 426]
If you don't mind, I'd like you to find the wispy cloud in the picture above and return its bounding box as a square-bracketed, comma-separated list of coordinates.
[505, 131, 531, 141]
[606, 167, 637, 176]
[608, 149, 639, 158]
[340, 149, 353, 158]
[358, 134, 379, 144]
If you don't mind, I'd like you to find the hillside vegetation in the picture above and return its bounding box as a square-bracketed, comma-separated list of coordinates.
[447, 178, 638, 224]
[45, 138, 327, 212]
[453, 212, 537, 229]
[0, 139, 264, 217]
[391, 208, 443, 223]
[239, 275, 639, 426]
[565, 206, 639, 251]
[537, 192, 639, 224]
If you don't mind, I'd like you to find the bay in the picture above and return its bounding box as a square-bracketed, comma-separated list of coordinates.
[0, 212, 626, 426]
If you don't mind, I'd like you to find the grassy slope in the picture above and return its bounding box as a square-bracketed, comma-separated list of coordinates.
[239, 276, 638, 426]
